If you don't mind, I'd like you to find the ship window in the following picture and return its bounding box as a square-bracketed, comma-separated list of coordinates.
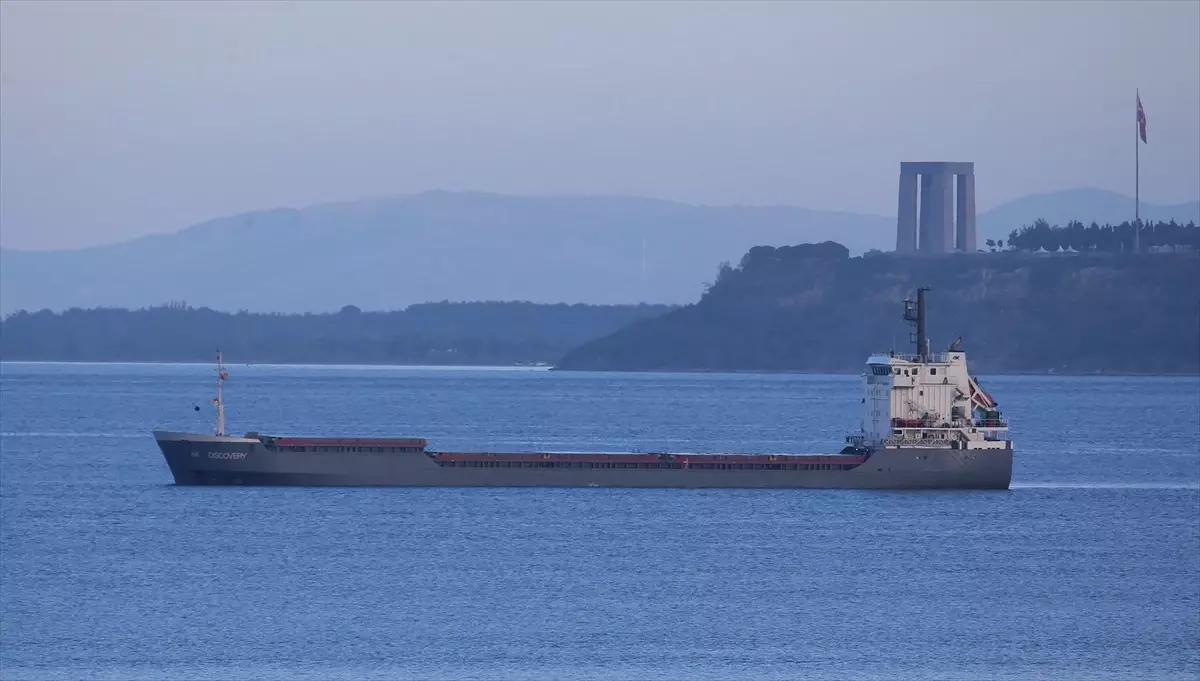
[930, 368, 936, 375]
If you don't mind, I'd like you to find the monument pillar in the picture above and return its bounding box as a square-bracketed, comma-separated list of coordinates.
[897, 161, 976, 254]
[896, 172, 918, 252]
[956, 173, 976, 252]
[936, 171, 955, 251]
[919, 172, 953, 253]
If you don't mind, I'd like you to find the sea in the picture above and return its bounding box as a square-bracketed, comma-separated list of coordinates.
[0, 362, 1197, 681]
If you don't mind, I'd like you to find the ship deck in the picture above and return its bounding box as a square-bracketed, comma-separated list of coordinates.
[429, 451, 870, 471]
[253, 435, 869, 468]
[431, 451, 865, 462]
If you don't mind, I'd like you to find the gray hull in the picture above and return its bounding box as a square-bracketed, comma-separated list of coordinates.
[153, 431, 1013, 490]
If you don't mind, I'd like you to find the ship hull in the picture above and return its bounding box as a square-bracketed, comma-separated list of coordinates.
[153, 431, 1013, 490]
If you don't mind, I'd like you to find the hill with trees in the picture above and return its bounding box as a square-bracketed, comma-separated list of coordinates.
[556, 235, 1200, 374]
[0, 301, 674, 366]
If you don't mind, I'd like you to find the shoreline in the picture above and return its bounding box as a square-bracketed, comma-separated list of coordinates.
[549, 366, 1200, 377]
[1, 359, 1195, 378]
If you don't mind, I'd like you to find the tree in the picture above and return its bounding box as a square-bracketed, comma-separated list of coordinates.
[986, 239, 996, 252]
[704, 260, 736, 293]
[1005, 219, 1196, 253]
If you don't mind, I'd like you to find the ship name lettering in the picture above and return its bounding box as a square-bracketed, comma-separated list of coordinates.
[207, 451, 247, 460]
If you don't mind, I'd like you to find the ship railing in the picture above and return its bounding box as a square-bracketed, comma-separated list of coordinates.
[883, 437, 956, 448]
[973, 419, 1009, 429]
[873, 352, 952, 364]
[884, 428, 970, 444]
[893, 420, 975, 432]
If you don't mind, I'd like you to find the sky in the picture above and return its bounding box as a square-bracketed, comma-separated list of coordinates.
[1, 0, 1197, 251]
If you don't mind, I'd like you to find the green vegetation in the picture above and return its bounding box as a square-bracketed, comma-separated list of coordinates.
[1005, 219, 1197, 253]
[0, 301, 675, 365]
[557, 243, 1200, 374]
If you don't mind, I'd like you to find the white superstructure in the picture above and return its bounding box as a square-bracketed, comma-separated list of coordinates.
[849, 287, 1010, 452]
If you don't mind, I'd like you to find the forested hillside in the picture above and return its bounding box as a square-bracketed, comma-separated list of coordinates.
[557, 241, 1200, 374]
[0, 301, 674, 365]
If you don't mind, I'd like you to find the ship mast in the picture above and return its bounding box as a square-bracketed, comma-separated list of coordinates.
[215, 350, 228, 436]
[903, 286, 931, 362]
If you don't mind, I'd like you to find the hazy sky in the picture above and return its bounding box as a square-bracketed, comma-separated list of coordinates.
[2, 0, 1197, 251]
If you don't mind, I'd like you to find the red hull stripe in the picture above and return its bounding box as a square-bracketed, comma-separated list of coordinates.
[432, 453, 868, 465]
[276, 438, 428, 447]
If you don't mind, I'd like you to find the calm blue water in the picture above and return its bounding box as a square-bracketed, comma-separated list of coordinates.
[1, 363, 1197, 681]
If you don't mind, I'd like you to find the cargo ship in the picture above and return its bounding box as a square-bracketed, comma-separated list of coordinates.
[153, 288, 1013, 489]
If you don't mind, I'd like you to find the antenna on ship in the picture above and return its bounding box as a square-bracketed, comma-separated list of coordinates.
[214, 350, 228, 436]
[903, 286, 931, 362]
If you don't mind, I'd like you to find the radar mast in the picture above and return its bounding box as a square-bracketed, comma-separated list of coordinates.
[903, 286, 931, 362]
[214, 351, 228, 436]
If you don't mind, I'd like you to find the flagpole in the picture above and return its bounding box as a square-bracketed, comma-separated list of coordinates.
[1135, 89, 1140, 254]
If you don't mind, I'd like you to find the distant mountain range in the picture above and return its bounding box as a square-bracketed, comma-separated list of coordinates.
[2, 188, 1196, 315]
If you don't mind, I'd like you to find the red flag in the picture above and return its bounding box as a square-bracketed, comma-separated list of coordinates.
[1136, 92, 1147, 143]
